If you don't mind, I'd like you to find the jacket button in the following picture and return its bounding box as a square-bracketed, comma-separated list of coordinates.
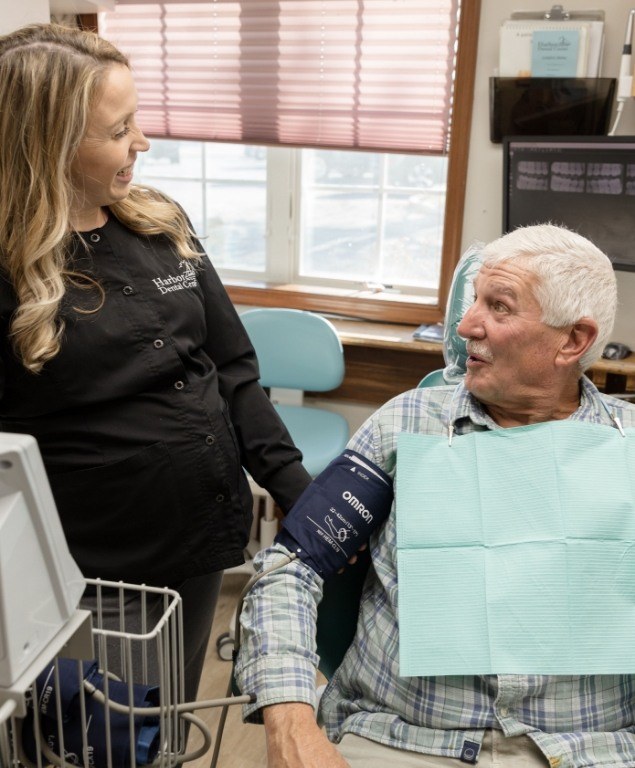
[205, 435, 215, 445]
[122, 285, 135, 295]
[174, 380, 184, 390]
[90, 233, 101, 243]
[215, 493, 225, 503]
[153, 339, 164, 349]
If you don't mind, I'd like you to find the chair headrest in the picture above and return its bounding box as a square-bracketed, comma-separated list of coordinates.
[441, 243, 483, 384]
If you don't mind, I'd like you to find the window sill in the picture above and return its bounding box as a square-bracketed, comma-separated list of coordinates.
[318, 316, 445, 403]
[329, 316, 441, 353]
[225, 281, 444, 326]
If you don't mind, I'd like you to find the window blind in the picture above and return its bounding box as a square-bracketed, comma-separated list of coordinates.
[99, 0, 460, 154]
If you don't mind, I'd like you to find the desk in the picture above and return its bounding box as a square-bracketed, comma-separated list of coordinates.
[312, 319, 442, 404]
[586, 354, 635, 394]
[317, 319, 635, 405]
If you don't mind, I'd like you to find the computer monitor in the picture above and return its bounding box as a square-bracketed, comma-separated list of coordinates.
[503, 135, 635, 272]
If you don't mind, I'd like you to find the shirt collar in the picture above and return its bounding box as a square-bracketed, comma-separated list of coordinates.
[447, 375, 612, 431]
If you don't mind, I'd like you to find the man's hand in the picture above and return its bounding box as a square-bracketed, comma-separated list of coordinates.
[263, 702, 350, 768]
[338, 542, 367, 573]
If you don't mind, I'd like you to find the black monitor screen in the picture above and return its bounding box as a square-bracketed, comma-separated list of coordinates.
[503, 136, 635, 271]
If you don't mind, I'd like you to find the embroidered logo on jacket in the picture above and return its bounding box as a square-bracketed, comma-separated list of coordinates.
[152, 261, 198, 294]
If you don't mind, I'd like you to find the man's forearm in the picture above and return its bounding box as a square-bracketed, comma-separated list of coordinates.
[263, 703, 349, 768]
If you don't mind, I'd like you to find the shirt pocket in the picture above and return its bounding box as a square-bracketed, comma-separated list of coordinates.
[48, 441, 188, 583]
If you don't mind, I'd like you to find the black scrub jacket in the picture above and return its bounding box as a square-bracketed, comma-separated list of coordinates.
[0, 214, 311, 586]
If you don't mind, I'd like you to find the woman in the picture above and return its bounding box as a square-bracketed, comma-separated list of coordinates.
[0, 22, 312, 701]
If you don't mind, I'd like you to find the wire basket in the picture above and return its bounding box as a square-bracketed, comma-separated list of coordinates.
[1, 579, 214, 768]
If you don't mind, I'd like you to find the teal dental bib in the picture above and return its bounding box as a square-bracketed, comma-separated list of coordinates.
[395, 420, 635, 676]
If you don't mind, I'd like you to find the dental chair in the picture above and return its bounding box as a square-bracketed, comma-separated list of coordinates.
[417, 243, 482, 389]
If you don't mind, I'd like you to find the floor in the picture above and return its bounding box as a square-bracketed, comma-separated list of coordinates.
[185, 572, 268, 768]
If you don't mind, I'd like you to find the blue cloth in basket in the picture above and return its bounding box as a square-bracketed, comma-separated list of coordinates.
[22, 658, 161, 768]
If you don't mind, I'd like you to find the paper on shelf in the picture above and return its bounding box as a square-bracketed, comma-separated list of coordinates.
[585, 19, 605, 77]
[531, 29, 581, 77]
[499, 19, 599, 77]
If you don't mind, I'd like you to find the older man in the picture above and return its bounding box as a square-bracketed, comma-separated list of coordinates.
[235, 224, 635, 768]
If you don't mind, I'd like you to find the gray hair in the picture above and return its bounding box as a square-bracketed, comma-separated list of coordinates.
[481, 224, 616, 371]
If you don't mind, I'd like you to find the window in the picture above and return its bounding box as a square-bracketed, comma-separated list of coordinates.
[136, 143, 447, 291]
[100, 0, 481, 324]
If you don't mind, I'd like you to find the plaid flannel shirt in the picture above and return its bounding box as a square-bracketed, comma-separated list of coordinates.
[236, 378, 635, 768]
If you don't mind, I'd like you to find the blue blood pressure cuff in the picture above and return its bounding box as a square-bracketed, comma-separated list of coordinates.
[22, 658, 161, 768]
[275, 449, 393, 578]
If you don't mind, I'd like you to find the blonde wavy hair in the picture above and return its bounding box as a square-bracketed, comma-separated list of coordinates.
[0, 23, 200, 373]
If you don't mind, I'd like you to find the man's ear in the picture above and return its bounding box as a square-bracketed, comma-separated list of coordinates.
[556, 318, 598, 367]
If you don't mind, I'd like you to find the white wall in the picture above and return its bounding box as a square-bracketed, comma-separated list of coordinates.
[464, 0, 635, 347]
[0, 0, 49, 32]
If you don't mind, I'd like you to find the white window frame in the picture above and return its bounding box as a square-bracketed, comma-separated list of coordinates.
[209, 145, 444, 300]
